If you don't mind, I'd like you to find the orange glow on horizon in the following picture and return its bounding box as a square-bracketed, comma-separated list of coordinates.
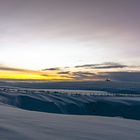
[0, 70, 73, 81]
[0, 65, 139, 81]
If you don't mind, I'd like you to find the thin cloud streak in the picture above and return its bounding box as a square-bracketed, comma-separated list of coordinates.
[0, 66, 39, 73]
[42, 68, 61, 71]
[75, 62, 127, 69]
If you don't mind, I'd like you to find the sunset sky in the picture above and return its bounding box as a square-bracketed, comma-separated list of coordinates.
[0, 0, 140, 81]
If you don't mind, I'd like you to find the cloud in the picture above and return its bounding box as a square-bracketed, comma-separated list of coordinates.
[58, 71, 70, 75]
[0, 66, 38, 73]
[40, 62, 140, 82]
[41, 74, 48, 77]
[101, 72, 140, 82]
[42, 68, 60, 71]
[0, 62, 140, 82]
[70, 72, 103, 81]
[75, 62, 127, 69]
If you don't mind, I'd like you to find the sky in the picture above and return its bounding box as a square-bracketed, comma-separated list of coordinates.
[0, 0, 140, 81]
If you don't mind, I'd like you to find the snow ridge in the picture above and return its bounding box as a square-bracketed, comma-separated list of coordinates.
[0, 86, 140, 120]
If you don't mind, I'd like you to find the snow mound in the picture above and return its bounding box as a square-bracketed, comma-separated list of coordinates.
[0, 86, 140, 120]
[0, 105, 140, 140]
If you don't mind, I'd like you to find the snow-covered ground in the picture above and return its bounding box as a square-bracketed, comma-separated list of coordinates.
[0, 104, 140, 140]
[0, 86, 140, 120]
[1, 80, 140, 94]
[0, 82, 140, 139]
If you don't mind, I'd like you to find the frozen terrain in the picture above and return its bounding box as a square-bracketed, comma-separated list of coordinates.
[0, 104, 140, 140]
[0, 81, 140, 139]
[1, 80, 140, 94]
[0, 85, 140, 120]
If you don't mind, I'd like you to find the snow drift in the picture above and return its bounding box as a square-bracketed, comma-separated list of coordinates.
[0, 105, 140, 140]
[0, 82, 140, 140]
[0, 86, 140, 120]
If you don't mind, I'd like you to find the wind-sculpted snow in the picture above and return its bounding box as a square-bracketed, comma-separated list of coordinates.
[1, 81, 140, 94]
[0, 105, 140, 140]
[0, 85, 140, 140]
[0, 86, 140, 120]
